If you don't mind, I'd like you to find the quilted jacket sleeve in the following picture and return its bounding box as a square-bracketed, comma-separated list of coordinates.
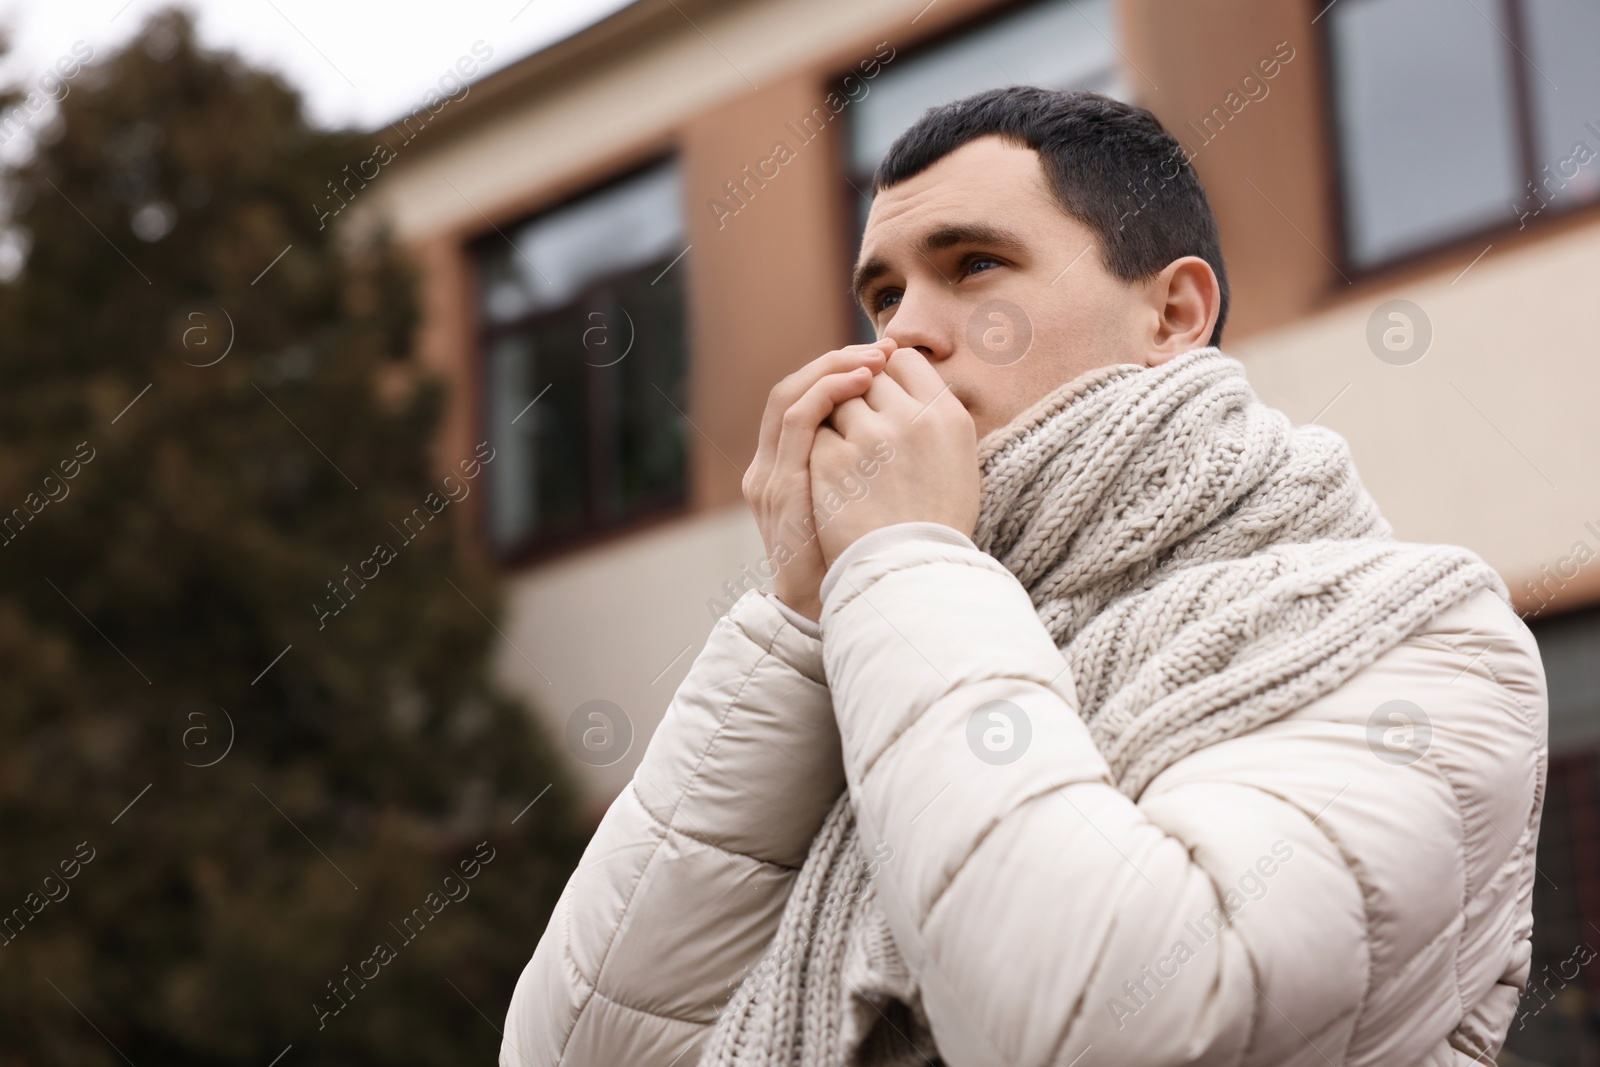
[817, 525, 1547, 1067]
[501, 587, 844, 1067]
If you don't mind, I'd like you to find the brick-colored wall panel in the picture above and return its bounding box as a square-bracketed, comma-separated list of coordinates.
[1119, 0, 1333, 341]
[680, 72, 856, 512]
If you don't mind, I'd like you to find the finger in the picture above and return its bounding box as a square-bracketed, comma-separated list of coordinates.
[827, 393, 877, 438]
[771, 367, 878, 490]
[880, 346, 949, 405]
[746, 343, 887, 502]
[865, 361, 920, 412]
[751, 339, 895, 483]
[836, 355, 934, 436]
[859, 360, 917, 409]
[759, 341, 893, 443]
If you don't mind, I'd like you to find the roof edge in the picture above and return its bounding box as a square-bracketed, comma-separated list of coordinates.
[369, 0, 752, 157]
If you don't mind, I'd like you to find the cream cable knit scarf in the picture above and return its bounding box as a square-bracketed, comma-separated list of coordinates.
[701, 347, 1506, 1067]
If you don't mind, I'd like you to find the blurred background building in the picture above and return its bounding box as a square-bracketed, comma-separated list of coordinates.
[21, 0, 1599, 1059]
[340, 0, 1600, 1058]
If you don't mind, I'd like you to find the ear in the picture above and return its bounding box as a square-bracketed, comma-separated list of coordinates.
[1144, 256, 1221, 366]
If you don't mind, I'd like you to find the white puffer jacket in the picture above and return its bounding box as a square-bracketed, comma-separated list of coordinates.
[502, 522, 1548, 1066]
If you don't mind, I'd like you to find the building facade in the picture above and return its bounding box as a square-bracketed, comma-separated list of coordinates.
[355, 0, 1600, 1057]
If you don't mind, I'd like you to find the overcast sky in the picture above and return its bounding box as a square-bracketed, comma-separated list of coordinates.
[0, 0, 634, 130]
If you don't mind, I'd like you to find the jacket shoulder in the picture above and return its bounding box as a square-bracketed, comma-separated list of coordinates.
[1271, 584, 1546, 741]
[1137, 586, 1548, 1058]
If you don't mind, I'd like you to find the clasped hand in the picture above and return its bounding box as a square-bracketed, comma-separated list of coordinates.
[741, 338, 981, 623]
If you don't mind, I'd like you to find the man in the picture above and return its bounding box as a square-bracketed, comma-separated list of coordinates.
[502, 87, 1547, 1066]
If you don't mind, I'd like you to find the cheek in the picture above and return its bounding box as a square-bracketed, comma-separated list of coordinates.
[983, 302, 1116, 422]
[1057, 278, 1147, 359]
[1030, 299, 1100, 364]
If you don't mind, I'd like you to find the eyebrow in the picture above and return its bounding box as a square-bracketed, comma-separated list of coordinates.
[850, 221, 1030, 312]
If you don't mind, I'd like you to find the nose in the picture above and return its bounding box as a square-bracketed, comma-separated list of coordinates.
[878, 280, 954, 364]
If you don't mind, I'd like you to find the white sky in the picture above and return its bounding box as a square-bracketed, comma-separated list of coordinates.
[0, 0, 634, 130]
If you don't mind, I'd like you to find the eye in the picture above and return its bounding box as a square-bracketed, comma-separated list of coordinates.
[870, 253, 1001, 316]
[962, 253, 1002, 276]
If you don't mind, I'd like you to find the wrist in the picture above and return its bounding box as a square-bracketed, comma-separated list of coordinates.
[767, 592, 824, 640]
[775, 591, 823, 624]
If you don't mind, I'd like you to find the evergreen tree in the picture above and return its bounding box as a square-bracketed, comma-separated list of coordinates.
[0, 10, 584, 1063]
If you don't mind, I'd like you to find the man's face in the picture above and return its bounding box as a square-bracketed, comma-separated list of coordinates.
[852, 134, 1157, 441]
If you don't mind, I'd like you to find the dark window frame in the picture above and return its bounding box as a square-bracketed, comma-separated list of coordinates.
[466, 152, 692, 569]
[1314, 0, 1600, 282]
[1505, 599, 1600, 1059]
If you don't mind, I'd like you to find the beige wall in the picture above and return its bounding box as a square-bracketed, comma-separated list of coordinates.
[1233, 215, 1600, 619]
[491, 502, 763, 824]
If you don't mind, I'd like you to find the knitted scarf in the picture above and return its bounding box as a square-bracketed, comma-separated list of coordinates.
[700, 346, 1506, 1067]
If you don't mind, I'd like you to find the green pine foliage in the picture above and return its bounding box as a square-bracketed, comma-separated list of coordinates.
[0, 9, 584, 1063]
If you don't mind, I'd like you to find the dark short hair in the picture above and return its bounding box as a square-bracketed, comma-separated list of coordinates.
[873, 85, 1230, 346]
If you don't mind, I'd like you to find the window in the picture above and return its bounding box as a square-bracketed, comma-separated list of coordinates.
[1325, 0, 1600, 271]
[1523, 0, 1600, 210]
[474, 157, 690, 559]
[842, 0, 1133, 339]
